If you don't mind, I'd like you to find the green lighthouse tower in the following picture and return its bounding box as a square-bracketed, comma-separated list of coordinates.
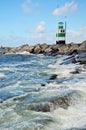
[56, 22, 66, 44]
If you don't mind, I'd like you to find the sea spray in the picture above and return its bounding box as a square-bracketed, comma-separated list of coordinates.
[0, 53, 86, 130]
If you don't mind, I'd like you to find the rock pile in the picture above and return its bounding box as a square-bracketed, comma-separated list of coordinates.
[0, 41, 86, 64]
[0, 40, 86, 55]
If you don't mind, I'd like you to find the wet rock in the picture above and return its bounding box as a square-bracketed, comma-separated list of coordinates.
[0, 99, 3, 103]
[62, 55, 76, 64]
[75, 52, 86, 64]
[67, 49, 78, 55]
[49, 74, 58, 80]
[80, 60, 86, 64]
[29, 102, 51, 112]
[41, 83, 46, 86]
[28, 90, 81, 112]
[0, 52, 4, 55]
[70, 69, 80, 74]
[44, 52, 54, 56]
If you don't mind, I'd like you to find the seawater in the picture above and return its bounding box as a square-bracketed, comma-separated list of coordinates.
[0, 52, 86, 130]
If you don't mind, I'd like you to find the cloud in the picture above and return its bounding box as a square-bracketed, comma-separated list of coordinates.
[27, 21, 46, 33]
[26, 0, 31, 3]
[53, 1, 77, 16]
[35, 21, 46, 33]
[21, 3, 31, 14]
[68, 30, 81, 38]
[21, 0, 39, 14]
[67, 27, 86, 43]
[32, 33, 45, 40]
[80, 26, 86, 31]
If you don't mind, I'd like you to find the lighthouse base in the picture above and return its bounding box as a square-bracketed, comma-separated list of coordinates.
[56, 41, 65, 44]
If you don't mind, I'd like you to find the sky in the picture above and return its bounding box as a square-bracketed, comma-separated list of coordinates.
[0, 0, 86, 47]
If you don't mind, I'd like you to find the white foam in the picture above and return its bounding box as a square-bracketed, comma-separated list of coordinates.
[15, 51, 31, 55]
[48, 63, 77, 79]
[0, 73, 5, 78]
[45, 104, 86, 130]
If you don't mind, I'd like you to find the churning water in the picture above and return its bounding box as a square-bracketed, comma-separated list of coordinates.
[0, 52, 86, 130]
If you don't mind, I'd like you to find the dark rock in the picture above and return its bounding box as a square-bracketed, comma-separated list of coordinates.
[62, 55, 76, 64]
[49, 74, 58, 80]
[0, 99, 3, 103]
[80, 61, 86, 64]
[44, 52, 53, 56]
[0, 52, 4, 55]
[70, 69, 80, 74]
[67, 49, 78, 55]
[29, 103, 51, 112]
[41, 83, 46, 86]
[74, 52, 86, 64]
[50, 52, 59, 56]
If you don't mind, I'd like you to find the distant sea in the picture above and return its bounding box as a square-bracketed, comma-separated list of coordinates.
[0, 52, 86, 130]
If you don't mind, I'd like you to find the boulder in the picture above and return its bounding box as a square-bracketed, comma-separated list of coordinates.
[18, 44, 34, 53]
[41, 83, 46, 86]
[79, 40, 86, 50]
[67, 49, 78, 55]
[40, 43, 49, 52]
[70, 69, 80, 74]
[44, 46, 52, 53]
[27, 46, 34, 53]
[28, 90, 81, 112]
[0, 52, 4, 55]
[51, 44, 59, 52]
[49, 74, 58, 80]
[33, 44, 42, 54]
[5, 47, 13, 53]
[56, 44, 68, 54]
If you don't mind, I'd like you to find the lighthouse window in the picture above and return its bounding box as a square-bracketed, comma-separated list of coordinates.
[61, 30, 65, 32]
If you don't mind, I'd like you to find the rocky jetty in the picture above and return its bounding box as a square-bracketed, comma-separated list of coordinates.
[0, 40, 86, 64]
[0, 40, 86, 55]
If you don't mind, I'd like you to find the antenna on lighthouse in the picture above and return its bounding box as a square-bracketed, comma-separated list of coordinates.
[65, 16, 67, 44]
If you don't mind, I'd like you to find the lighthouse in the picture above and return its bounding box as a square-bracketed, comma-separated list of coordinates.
[56, 22, 66, 44]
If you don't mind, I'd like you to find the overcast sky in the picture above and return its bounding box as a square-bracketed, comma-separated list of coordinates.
[0, 0, 86, 47]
